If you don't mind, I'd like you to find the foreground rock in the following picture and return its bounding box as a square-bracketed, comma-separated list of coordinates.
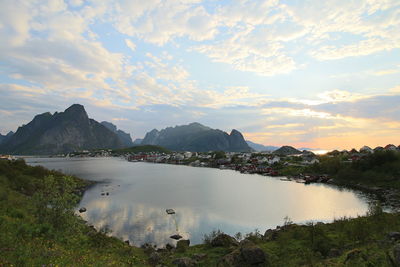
[78, 207, 87, 213]
[211, 234, 238, 247]
[388, 231, 400, 241]
[218, 239, 269, 266]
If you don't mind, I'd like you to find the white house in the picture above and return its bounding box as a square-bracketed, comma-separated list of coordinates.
[360, 146, 374, 154]
[183, 151, 193, 159]
[267, 156, 280, 165]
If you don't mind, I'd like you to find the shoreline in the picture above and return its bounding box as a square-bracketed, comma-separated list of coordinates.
[26, 155, 400, 211]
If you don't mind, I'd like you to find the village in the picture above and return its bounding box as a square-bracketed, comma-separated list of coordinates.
[124, 144, 400, 184]
[2, 144, 399, 185]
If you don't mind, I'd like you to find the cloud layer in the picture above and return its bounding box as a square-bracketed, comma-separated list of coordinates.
[0, 0, 399, 149]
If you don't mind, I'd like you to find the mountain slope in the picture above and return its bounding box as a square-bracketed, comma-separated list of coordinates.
[0, 104, 124, 155]
[246, 140, 278, 152]
[141, 122, 251, 152]
[101, 121, 133, 147]
[0, 132, 12, 144]
[273, 145, 301, 155]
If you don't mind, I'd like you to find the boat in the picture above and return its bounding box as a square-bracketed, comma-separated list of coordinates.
[280, 178, 291, 182]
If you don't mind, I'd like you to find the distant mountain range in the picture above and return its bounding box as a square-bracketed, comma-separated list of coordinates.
[0, 104, 131, 155]
[133, 138, 143, 145]
[246, 140, 279, 152]
[0, 131, 14, 145]
[141, 122, 252, 152]
[101, 121, 133, 147]
[0, 104, 313, 155]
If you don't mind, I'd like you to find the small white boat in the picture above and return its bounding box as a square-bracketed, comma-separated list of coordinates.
[166, 209, 175, 215]
[280, 178, 291, 181]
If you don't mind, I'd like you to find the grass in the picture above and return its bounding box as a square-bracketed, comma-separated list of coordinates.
[0, 159, 148, 266]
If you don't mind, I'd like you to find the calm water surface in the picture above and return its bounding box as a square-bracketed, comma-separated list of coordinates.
[26, 157, 371, 246]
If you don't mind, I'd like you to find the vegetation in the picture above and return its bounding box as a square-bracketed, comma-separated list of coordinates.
[113, 145, 172, 154]
[308, 150, 400, 189]
[0, 159, 148, 266]
[157, 208, 400, 266]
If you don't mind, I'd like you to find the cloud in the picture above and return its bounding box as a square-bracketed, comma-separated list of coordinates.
[112, 1, 219, 45]
[125, 39, 136, 52]
[372, 67, 400, 76]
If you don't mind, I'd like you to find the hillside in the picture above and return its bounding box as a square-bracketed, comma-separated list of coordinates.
[0, 159, 148, 266]
[273, 145, 301, 155]
[141, 122, 251, 152]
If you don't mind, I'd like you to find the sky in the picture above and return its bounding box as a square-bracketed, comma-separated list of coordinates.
[0, 0, 399, 150]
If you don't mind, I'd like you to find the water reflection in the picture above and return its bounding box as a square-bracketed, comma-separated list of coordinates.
[26, 157, 371, 246]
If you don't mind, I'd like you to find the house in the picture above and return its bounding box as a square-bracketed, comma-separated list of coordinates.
[360, 146, 373, 154]
[257, 157, 269, 164]
[302, 157, 319, 165]
[384, 144, 398, 151]
[183, 151, 193, 159]
[267, 155, 280, 165]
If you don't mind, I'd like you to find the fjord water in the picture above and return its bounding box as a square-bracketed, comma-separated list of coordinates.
[26, 157, 370, 246]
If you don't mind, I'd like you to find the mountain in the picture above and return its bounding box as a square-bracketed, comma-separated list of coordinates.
[0, 104, 124, 155]
[141, 122, 252, 152]
[0, 131, 13, 145]
[273, 146, 301, 155]
[246, 140, 278, 152]
[101, 121, 133, 147]
[133, 138, 143, 145]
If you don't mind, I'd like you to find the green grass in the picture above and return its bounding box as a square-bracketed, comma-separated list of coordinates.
[0, 159, 149, 266]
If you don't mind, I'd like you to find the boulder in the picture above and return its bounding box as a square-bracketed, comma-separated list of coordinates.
[218, 249, 242, 267]
[388, 232, 400, 241]
[218, 245, 268, 267]
[211, 234, 238, 247]
[239, 239, 255, 247]
[263, 229, 278, 241]
[176, 240, 190, 252]
[78, 207, 87, 213]
[240, 246, 267, 265]
[172, 257, 197, 267]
